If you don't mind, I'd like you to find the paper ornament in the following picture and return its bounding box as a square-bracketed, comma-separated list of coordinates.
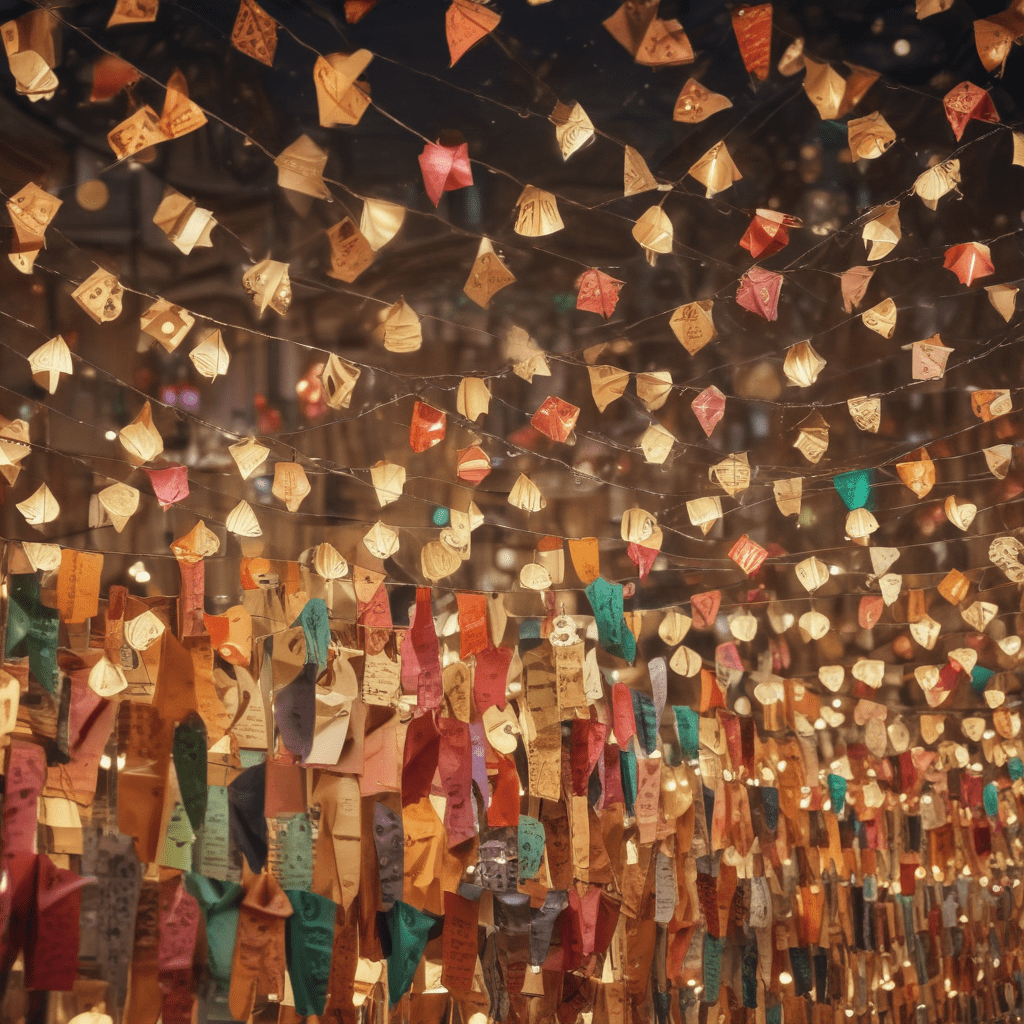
[671, 300, 715, 354]
[0, 418, 30, 484]
[913, 159, 960, 210]
[456, 377, 490, 422]
[847, 395, 880, 432]
[227, 438, 269, 481]
[119, 402, 163, 466]
[273, 462, 311, 512]
[862, 204, 901, 260]
[419, 138, 473, 206]
[446, 0, 500, 65]
[312, 543, 348, 582]
[840, 265, 874, 311]
[152, 188, 216, 256]
[72, 268, 123, 324]
[514, 186, 563, 236]
[550, 100, 594, 160]
[736, 268, 783, 320]
[944, 495, 977, 531]
[640, 424, 674, 465]
[189, 330, 230, 381]
[242, 260, 291, 315]
[146, 464, 188, 508]
[783, 341, 826, 387]
[17, 483, 59, 526]
[6, 182, 60, 270]
[971, 388, 1012, 422]
[108, 0, 158, 27]
[325, 218, 374, 282]
[313, 51, 373, 127]
[710, 452, 751, 496]
[457, 445, 491, 484]
[363, 522, 399, 561]
[673, 79, 732, 123]
[319, 354, 361, 411]
[984, 444, 1012, 479]
[686, 496, 722, 534]
[1, 10, 58, 101]
[803, 59, 878, 119]
[157, 68, 206, 140]
[374, 298, 422, 353]
[140, 299, 194, 354]
[624, 146, 658, 196]
[96, 482, 139, 533]
[793, 411, 829, 463]
[231, 0, 277, 66]
[916, 0, 954, 16]
[632, 205, 673, 264]
[589, 365, 629, 413]
[905, 335, 953, 380]
[27, 336, 72, 394]
[896, 447, 935, 498]
[520, 563, 552, 591]
[576, 270, 624, 319]
[463, 238, 515, 307]
[795, 556, 830, 593]
[21, 543, 60, 571]
[740, 209, 800, 258]
[688, 142, 742, 197]
[846, 508, 879, 539]
[360, 199, 405, 251]
[275, 135, 332, 200]
[943, 242, 994, 286]
[508, 474, 545, 512]
[986, 283, 1017, 321]
[848, 111, 895, 159]
[861, 297, 896, 337]
[531, 396, 579, 443]
[226, 500, 262, 538]
[371, 461, 405, 507]
[604, 2, 694, 66]
[974, 13, 1024, 75]
[691, 386, 726, 437]
[774, 477, 802, 516]
[729, 535, 768, 576]
[409, 401, 446, 453]
[732, 4, 772, 80]
[943, 82, 999, 140]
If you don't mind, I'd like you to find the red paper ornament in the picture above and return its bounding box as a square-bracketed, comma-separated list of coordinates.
[942, 82, 999, 140]
[145, 464, 189, 509]
[691, 385, 726, 437]
[418, 138, 473, 206]
[531, 396, 580, 444]
[732, 4, 773, 81]
[576, 269, 624, 319]
[943, 242, 994, 286]
[736, 267, 783, 320]
[739, 209, 800, 258]
[409, 400, 447, 452]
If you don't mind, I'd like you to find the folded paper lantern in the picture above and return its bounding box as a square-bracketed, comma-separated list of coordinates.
[735, 267, 782, 320]
[189, 330, 230, 381]
[27, 335, 72, 394]
[231, 0, 277, 66]
[514, 185, 563, 236]
[783, 340, 826, 386]
[604, 2, 694, 66]
[943, 241, 994, 285]
[17, 483, 59, 526]
[508, 474, 545, 512]
[313, 50, 372, 127]
[840, 265, 874, 311]
[848, 111, 895, 159]
[242, 260, 291, 315]
[691, 386, 725, 437]
[371, 461, 405, 506]
[419, 138, 473, 206]
[688, 141, 742, 197]
[276, 135, 332, 200]
[456, 444, 491, 483]
[119, 402, 163, 466]
[671, 300, 715, 353]
[636, 370, 672, 411]
[732, 4, 772, 80]
[374, 298, 422, 353]
[576, 269, 624, 318]
[623, 145, 658, 195]
[792, 411, 829, 463]
[640, 424, 674, 464]
[589, 365, 629, 412]
[463, 238, 515, 306]
[943, 81, 999, 139]
[360, 198, 405, 250]
[409, 401, 446, 453]
[673, 78, 732, 123]
[739, 209, 800, 258]
[861, 297, 896, 337]
[803, 58, 878, 119]
[550, 100, 594, 160]
[2, 10, 58, 102]
[530, 396, 579, 443]
[862, 203, 901, 260]
[986, 282, 1017, 321]
[632, 205, 673, 263]
[913, 158, 960, 209]
[273, 462, 311, 512]
[905, 335, 953, 379]
[896, 447, 935, 497]
[72, 268, 123, 324]
[974, 12, 1024, 75]
[446, 0, 500, 66]
[847, 394, 880, 432]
